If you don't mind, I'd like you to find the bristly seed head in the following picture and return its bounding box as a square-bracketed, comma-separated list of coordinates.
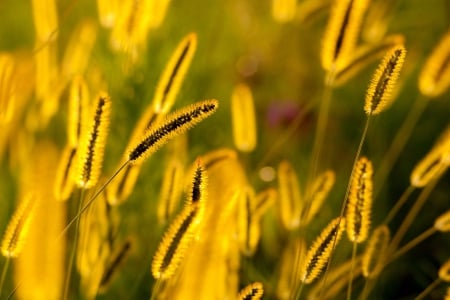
[346, 156, 373, 243]
[365, 45, 406, 115]
[76, 92, 111, 189]
[237, 282, 264, 300]
[299, 217, 346, 284]
[128, 99, 218, 165]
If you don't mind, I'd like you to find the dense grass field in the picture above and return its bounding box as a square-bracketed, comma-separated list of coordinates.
[0, 0, 449, 299]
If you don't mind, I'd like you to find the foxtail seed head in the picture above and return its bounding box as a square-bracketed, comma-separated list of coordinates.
[237, 282, 264, 300]
[299, 217, 346, 284]
[128, 99, 218, 165]
[304, 170, 335, 225]
[99, 239, 132, 291]
[346, 156, 373, 243]
[151, 205, 201, 280]
[277, 160, 302, 230]
[362, 225, 390, 278]
[231, 83, 257, 152]
[365, 45, 406, 115]
[53, 145, 77, 201]
[186, 159, 207, 212]
[333, 34, 405, 87]
[1, 194, 37, 258]
[410, 145, 446, 188]
[157, 158, 185, 224]
[68, 76, 89, 148]
[439, 259, 450, 282]
[419, 29, 450, 98]
[76, 92, 111, 189]
[321, 0, 370, 72]
[153, 32, 197, 114]
[434, 210, 450, 232]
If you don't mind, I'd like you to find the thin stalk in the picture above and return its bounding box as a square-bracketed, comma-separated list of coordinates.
[292, 238, 306, 300]
[306, 73, 335, 200]
[374, 95, 428, 198]
[347, 242, 358, 300]
[150, 279, 163, 300]
[58, 161, 129, 240]
[390, 227, 436, 262]
[388, 165, 446, 256]
[63, 188, 85, 300]
[360, 279, 370, 300]
[382, 185, 415, 225]
[319, 115, 371, 299]
[414, 278, 441, 300]
[360, 226, 437, 300]
[0, 257, 10, 297]
[295, 281, 305, 300]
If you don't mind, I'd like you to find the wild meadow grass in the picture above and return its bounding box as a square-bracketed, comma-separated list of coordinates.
[0, 0, 449, 299]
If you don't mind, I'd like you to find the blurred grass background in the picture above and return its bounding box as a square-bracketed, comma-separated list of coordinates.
[0, 0, 449, 299]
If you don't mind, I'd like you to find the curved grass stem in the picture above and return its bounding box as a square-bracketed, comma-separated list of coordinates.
[374, 95, 428, 198]
[150, 279, 163, 300]
[390, 226, 436, 262]
[388, 166, 446, 256]
[414, 278, 441, 300]
[0, 257, 10, 298]
[306, 72, 335, 199]
[58, 161, 130, 240]
[319, 115, 371, 299]
[292, 237, 306, 300]
[294, 281, 305, 300]
[63, 188, 85, 300]
[382, 185, 415, 225]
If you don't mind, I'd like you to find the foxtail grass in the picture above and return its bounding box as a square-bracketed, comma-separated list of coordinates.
[237, 282, 264, 300]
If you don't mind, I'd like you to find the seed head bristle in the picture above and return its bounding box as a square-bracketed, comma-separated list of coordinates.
[76, 92, 111, 189]
[307, 256, 362, 300]
[151, 205, 201, 280]
[127, 99, 218, 165]
[334, 34, 405, 87]
[237, 282, 264, 300]
[110, 0, 152, 58]
[446, 287, 450, 300]
[1, 194, 37, 258]
[419, 29, 450, 98]
[299, 217, 346, 284]
[439, 259, 450, 282]
[68, 76, 90, 148]
[304, 170, 335, 225]
[187, 160, 207, 208]
[364, 45, 406, 115]
[237, 186, 260, 256]
[410, 144, 446, 188]
[321, 0, 370, 72]
[434, 210, 450, 232]
[99, 239, 132, 291]
[346, 156, 373, 243]
[362, 225, 390, 278]
[157, 158, 185, 224]
[153, 32, 197, 114]
[198, 147, 238, 170]
[53, 145, 77, 201]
